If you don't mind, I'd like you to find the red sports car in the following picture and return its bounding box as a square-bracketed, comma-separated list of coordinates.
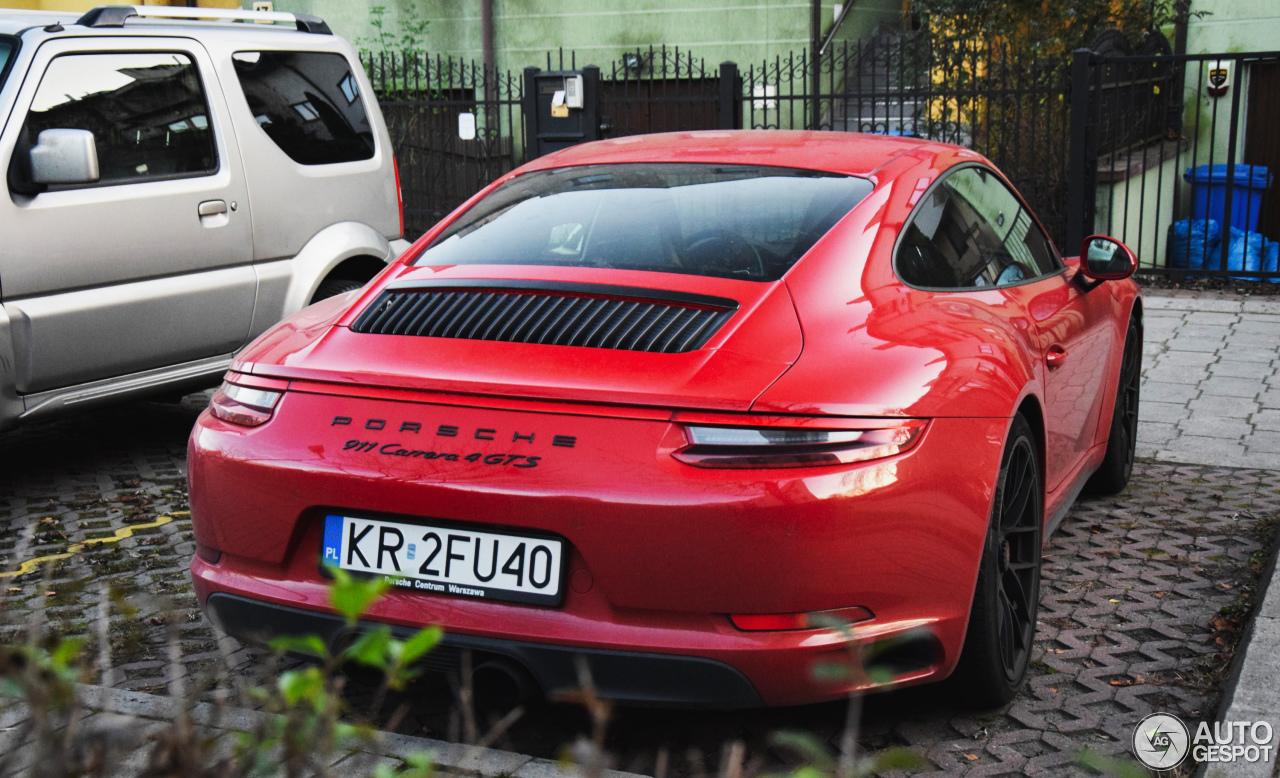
[189, 131, 1141, 709]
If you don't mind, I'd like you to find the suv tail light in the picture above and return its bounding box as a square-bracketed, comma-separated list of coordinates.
[674, 419, 926, 468]
[210, 380, 284, 427]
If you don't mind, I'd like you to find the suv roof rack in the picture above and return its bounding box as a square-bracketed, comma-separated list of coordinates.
[76, 5, 331, 35]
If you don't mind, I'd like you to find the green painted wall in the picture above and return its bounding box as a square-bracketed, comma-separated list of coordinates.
[264, 0, 900, 74]
[1178, 0, 1280, 181]
[1185, 0, 1280, 55]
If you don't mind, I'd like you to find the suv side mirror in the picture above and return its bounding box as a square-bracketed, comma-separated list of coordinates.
[30, 129, 99, 186]
[1078, 235, 1137, 281]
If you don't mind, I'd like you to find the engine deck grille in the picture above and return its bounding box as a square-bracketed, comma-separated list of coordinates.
[350, 283, 737, 354]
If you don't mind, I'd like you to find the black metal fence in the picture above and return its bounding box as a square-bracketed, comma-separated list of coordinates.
[361, 52, 524, 238]
[1072, 50, 1280, 279]
[740, 34, 1073, 245]
[364, 35, 1280, 281]
[599, 46, 729, 138]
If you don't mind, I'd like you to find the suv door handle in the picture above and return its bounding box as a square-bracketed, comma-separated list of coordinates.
[198, 199, 228, 217]
[1046, 344, 1068, 368]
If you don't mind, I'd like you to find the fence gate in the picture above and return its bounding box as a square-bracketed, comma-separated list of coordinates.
[362, 52, 524, 238]
[1069, 49, 1280, 279]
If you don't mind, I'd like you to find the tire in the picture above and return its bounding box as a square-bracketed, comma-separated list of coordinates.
[310, 278, 366, 305]
[1085, 314, 1142, 496]
[947, 414, 1042, 709]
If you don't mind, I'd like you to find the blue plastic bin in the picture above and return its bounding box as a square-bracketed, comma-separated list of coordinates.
[1184, 164, 1273, 232]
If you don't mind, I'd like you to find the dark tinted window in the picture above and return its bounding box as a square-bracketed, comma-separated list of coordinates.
[232, 51, 374, 165]
[414, 164, 874, 282]
[895, 167, 1060, 289]
[23, 52, 216, 185]
[0, 38, 14, 90]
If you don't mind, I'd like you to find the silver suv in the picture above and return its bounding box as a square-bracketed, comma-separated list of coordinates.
[0, 5, 408, 430]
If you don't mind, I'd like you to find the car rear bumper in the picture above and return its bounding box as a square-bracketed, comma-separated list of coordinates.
[205, 591, 763, 708]
[188, 387, 1012, 706]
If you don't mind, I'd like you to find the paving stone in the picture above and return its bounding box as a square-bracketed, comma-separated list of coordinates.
[1165, 336, 1226, 352]
[1158, 435, 1249, 461]
[1232, 320, 1280, 336]
[1138, 401, 1190, 423]
[1142, 382, 1200, 404]
[1221, 331, 1280, 349]
[1188, 395, 1259, 419]
[1176, 324, 1232, 340]
[1245, 430, 1280, 454]
[1143, 365, 1208, 385]
[1227, 618, 1280, 713]
[1201, 376, 1268, 397]
[1243, 299, 1280, 315]
[1177, 415, 1254, 439]
[331, 752, 406, 777]
[1258, 390, 1280, 409]
[1147, 297, 1242, 312]
[1137, 421, 1177, 445]
[1183, 310, 1238, 325]
[1250, 409, 1280, 431]
[1217, 346, 1279, 363]
[1157, 349, 1221, 366]
[1210, 360, 1278, 379]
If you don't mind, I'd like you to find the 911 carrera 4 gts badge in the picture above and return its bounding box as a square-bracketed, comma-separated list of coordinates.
[331, 415, 576, 470]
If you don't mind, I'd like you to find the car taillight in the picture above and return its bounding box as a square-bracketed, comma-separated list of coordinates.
[210, 382, 283, 427]
[730, 606, 874, 632]
[673, 420, 926, 468]
[393, 154, 404, 239]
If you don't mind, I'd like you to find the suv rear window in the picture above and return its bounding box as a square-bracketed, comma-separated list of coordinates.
[232, 51, 374, 165]
[0, 38, 14, 90]
[413, 164, 874, 282]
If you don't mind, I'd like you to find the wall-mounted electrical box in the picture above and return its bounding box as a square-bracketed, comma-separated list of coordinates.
[523, 68, 599, 159]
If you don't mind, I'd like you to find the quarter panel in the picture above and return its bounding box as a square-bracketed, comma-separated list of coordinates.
[754, 155, 1039, 419]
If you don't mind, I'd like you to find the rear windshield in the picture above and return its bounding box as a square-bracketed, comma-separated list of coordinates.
[413, 163, 874, 282]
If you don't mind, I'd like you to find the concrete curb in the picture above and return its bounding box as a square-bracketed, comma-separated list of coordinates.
[75, 685, 646, 778]
[1202, 519, 1280, 778]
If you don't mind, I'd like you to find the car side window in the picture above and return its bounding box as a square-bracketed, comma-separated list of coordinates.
[895, 167, 1060, 289]
[231, 51, 375, 165]
[19, 52, 217, 187]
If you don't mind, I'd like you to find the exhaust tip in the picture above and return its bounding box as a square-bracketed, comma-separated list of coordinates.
[866, 629, 940, 679]
[472, 657, 539, 708]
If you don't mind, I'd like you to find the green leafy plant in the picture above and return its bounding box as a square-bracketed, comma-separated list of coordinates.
[0, 569, 442, 777]
[359, 4, 431, 55]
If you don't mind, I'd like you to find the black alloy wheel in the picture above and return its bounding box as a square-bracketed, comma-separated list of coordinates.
[993, 435, 1041, 684]
[948, 414, 1042, 708]
[1086, 314, 1142, 495]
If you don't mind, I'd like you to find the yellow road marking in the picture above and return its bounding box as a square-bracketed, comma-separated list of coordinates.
[0, 511, 190, 580]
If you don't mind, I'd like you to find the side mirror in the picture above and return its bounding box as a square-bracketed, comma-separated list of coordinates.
[29, 129, 99, 186]
[1078, 235, 1137, 281]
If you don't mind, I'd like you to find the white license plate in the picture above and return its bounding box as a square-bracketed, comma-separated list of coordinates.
[322, 514, 564, 606]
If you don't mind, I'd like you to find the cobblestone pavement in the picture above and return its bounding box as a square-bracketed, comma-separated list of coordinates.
[0, 293, 1276, 777]
[1139, 296, 1280, 468]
